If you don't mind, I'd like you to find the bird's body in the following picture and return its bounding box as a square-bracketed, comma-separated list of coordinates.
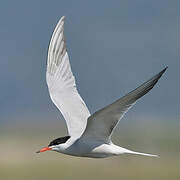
[51, 138, 157, 158]
[37, 16, 167, 158]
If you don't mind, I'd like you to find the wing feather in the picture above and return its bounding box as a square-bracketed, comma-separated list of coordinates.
[81, 67, 167, 143]
[46, 16, 90, 138]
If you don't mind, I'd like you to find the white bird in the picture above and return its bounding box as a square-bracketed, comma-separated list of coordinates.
[37, 16, 167, 158]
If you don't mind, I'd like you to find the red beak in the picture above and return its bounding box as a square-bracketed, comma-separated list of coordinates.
[36, 147, 52, 153]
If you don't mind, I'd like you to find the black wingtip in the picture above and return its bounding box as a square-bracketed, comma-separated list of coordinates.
[162, 66, 168, 73]
[158, 66, 168, 77]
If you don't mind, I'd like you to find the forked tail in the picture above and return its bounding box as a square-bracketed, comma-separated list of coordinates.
[126, 150, 159, 157]
[113, 145, 159, 157]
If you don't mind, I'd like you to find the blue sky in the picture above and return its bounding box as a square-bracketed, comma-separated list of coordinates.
[0, 0, 179, 124]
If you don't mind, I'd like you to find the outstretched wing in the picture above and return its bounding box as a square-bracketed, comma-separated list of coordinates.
[81, 67, 167, 143]
[46, 16, 90, 139]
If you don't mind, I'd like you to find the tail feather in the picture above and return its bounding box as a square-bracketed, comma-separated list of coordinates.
[126, 150, 159, 157]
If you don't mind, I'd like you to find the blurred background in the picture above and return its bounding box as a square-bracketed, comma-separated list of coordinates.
[0, 0, 180, 179]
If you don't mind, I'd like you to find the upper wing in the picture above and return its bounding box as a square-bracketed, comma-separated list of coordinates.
[81, 67, 167, 143]
[46, 16, 90, 139]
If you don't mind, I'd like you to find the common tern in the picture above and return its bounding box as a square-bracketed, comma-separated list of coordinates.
[37, 16, 167, 158]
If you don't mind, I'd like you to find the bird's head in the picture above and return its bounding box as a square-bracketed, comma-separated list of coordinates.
[36, 136, 70, 153]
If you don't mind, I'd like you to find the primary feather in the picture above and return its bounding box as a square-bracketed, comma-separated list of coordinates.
[46, 16, 90, 139]
[81, 67, 167, 143]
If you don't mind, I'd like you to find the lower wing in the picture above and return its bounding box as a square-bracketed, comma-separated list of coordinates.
[80, 67, 167, 143]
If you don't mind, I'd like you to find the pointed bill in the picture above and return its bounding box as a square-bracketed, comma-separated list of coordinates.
[36, 147, 52, 153]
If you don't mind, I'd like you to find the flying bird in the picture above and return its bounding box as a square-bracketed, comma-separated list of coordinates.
[37, 16, 167, 158]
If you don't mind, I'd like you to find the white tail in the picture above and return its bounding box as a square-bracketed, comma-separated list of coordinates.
[127, 150, 159, 157]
